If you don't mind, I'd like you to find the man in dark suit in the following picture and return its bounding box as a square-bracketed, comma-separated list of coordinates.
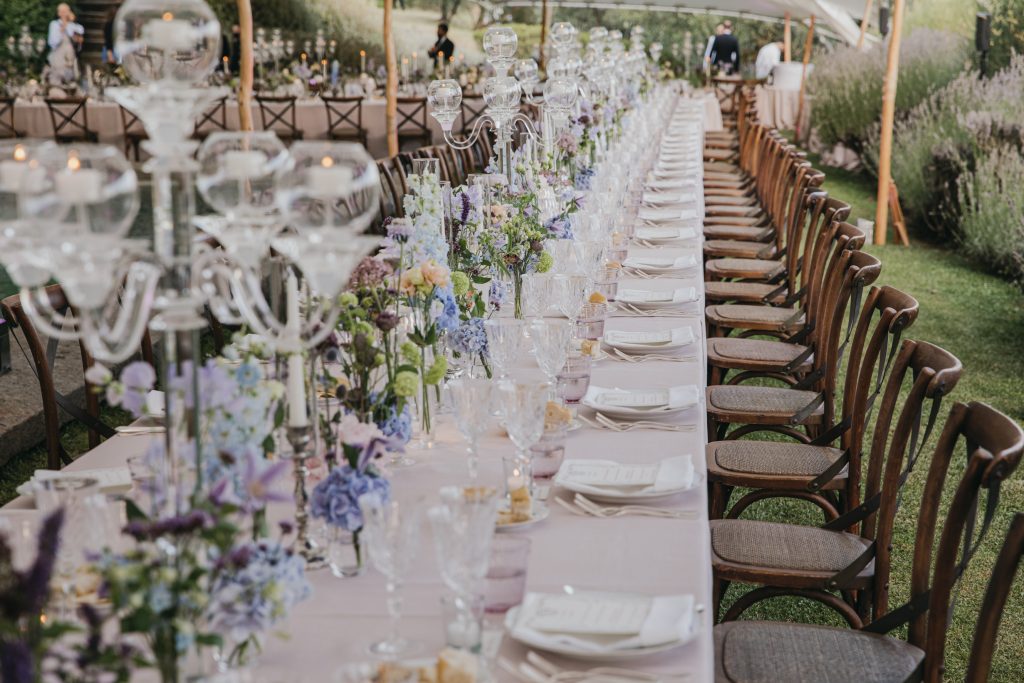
[709, 20, 740, 75]
[428, 22, 456, 68]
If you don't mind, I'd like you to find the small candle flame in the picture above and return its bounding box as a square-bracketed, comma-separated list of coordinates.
[13, 145, 26, 162]
[67, 155, 81, 172]
[360, 50, 366, 57]
[162, 11, 174, 21]
[320, 156, 334, 169]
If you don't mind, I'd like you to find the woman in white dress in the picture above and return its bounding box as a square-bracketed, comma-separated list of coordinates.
[47, 3, 84, 85]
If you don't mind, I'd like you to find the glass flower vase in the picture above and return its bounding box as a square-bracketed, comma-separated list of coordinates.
[512, 271, 524, 319]
[326, 526, 364, 578]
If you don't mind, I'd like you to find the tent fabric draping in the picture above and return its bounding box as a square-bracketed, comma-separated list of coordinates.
[495, 0, 873, 46]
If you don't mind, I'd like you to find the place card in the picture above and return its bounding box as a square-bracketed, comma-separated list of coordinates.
[528, 594, 653, 635]
[561, 462, 660, 487]
[599, 390, 670, 408]
[618, 289, 673, 303]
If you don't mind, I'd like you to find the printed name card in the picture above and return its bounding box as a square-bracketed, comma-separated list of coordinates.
[599, 390, 670, 408]
[606, 330, 673, 345]
[562, 461, 660, 487]
[529, 594, 653, 635]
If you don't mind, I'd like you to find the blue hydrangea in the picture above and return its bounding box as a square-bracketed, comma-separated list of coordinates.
[310, 466, 391, 532]
[488, 279, 507, 308]
[378, 403, 412, 445]
[449, 318, 488, 357]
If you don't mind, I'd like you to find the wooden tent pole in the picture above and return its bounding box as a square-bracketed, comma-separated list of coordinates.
[783, 12, 791, 61]
[857, 0, 875, 49]
[384, 0, 398, 157]
[794, 15, 814, 140]
[237, 0, 254, 131]
[539, 0, 551, 69]
[874, 0, 905, 245]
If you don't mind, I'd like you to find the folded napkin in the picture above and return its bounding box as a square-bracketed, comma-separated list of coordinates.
[636, 226, 699, 242]
[617, 287, 698, 305]
[623, 255, 697, 272]
[639, 207, 699, 223]
[643, 191, 698, 205]
[583, 384, 700, 413]
[556, 455, 695, 495]
[604, 326, 695, 348]
[18, 467, 132, 497]
[511, 592, 695, 652]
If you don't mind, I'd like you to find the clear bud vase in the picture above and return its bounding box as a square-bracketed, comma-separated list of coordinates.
[326, 526, 364, 578]
[512, 271, 524, 319]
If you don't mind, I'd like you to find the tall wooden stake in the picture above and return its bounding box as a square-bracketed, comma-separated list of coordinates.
[857, 0, 875, 49]
[783, 12, 791, 61]
[237, 0, 254, 131]
[874, 0, 905, 245]
[539, 0, 552, 69]
[794, 15, 815, 140]
[384, 0, 398, 156]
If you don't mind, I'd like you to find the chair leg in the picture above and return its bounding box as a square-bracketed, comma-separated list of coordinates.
[709, 481, 734, 520]
[713, 577, 731, 622]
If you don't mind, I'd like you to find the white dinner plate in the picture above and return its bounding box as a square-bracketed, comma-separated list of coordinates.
[554, 457, 703, 503]
[582, 385, 700, 419]
[496, 502, 550, 532]
[504, 604, 699, 661]
[616, 287, 698, 309]
[602, 326, 696, 354]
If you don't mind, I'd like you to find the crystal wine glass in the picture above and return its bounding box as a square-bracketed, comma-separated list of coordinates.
[530, 319, 573, 384]
[554, 273, 589, 326]
[520, 273, 551, 322]
[448, 378, 495, 481]
[499, 380, 550, 466]
[359, 494, 424, 659]
[483, 318, 527, 379]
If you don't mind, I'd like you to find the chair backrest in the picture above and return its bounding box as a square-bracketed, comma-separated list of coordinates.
[461, 94, 487, 134]
[0, 286, 154, 470]
[195, 96, 229, 136]
[0, 96, 18, 139]
[119, 105, 143, 136]
[964, 512, 1024, 682]
[376, 158, 402, 224]
[322, 95, 364, 136]
[396, 97, 429, 135]
[255, 95, 300, 137]
[45, 97, 92, 140]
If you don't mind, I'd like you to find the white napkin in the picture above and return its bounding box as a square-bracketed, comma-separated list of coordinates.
[604, 326, 696, 349]
[556, 455, 695, 495]
[617, 287, 698, 305]
[511, 592, 695, 652]
[18, 467, 132, 497]
[643, 190, 698, 205]
[636, 226, 699, 242]
[583, 384, 700, 414]
[639, 207, 699, 223]
[622, 255, 698, 272]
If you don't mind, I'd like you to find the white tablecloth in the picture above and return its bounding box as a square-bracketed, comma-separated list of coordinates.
[754, 85, 809, 131]
[2, 94, 714, 682]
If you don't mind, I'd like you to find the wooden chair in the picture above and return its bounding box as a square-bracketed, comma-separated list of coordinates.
[0, 286, 154, 470]
[322, 95, 368, 146]
[193, 96, 230, 141]
[396, 97, 432, 151]
[710, 338, 963, 625]
[45, 97, 99, 144]
[708, 282, 917, 444]
[0, 96, 22, 138]
[255, 95, 304, 143]
[712, 401, 1023, 683]
[375, 158, 403, 227]
[965, 512, 1024, 681]
[119, 105, 147, 162]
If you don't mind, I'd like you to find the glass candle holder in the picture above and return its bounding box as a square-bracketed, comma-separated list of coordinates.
[556, 351, 592, 408]
[530, 423, 567, 478]
[594, 264, 622, 302]
[575, 301, 608, 340]
[485, 536, 531, 612]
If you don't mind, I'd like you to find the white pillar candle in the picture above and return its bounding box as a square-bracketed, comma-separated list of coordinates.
[56, 168, 102, 204]
[141, 17, 197, 52]
[306, 157, 354, 195]
[0, 160, 27, 192]
[222, 150, 266, 180]
[285, 271, 309, 428]
[359, 50, 366, 74]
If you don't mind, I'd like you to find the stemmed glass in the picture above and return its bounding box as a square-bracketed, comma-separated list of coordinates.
[483, 318, 527, 379]
[520, 273, 552, 322]
[359, 494, 424, 659]
[546, 239, 577, 274]
[530, 319, 573, 385]
[499, 380, 550, 488]
[554, 273, 589, 327]
[427, 486, 500, 651]
[573, 240, 607, 283]
[448, 378, 494, 481]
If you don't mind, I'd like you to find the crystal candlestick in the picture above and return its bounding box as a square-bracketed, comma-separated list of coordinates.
[286, 425, 327, 570]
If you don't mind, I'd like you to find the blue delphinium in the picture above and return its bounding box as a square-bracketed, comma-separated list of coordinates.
[309, 466, 391, 533]
[488, 279, 507, 308]
[432, 285, 460, 333]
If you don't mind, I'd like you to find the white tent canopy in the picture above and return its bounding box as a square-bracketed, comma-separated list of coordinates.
[494, 0, 873, 46]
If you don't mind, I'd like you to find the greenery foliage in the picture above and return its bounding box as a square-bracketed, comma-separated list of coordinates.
[0, 0, 52, 41]
[982, 0, 1024, 72]
[808, 29, 970, 152]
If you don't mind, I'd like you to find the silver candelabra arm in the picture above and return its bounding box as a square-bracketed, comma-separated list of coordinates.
[441, 113, 495, 151]
[193, 247, 341, 351]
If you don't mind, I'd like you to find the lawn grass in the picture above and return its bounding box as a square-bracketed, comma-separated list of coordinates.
[717, 160, 1024, 681]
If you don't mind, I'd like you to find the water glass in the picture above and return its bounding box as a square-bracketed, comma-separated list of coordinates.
[448, 378, 495, 481]
[594, 264, 622, 302]
[484, 318, 527, 379]
[485, 536, 532, 612]
[556, 352, 592, 407]
[530, 423, 567, 478]
[575, 302, 608, 340]
[521, 272, 552, 320]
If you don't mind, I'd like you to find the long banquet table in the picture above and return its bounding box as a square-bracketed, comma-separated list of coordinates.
[2, 94, 714, 682]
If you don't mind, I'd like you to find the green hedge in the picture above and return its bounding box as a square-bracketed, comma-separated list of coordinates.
[808, 29, 970, 153]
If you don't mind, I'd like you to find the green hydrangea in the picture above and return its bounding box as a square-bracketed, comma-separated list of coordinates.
[394, 371, 419, 397]
[353, 321, 375, 337]
[451, 271, 471, 297]
[536, 250, 554, 273]
[339, 292, 359, 308]
[424, 356, 448, 385]
[400, 341, 421, 367]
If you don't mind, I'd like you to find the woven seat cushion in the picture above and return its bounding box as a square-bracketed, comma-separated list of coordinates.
[706, 205, 763, 217]
[714, 621, 924, 683]
[711, 519, 871, 572]
[704, 194, 756, 206]
[708, 337, 810, 366]
[704, 240, 776, 260]
[703, 224, 773, 242]
[705, 161, 740, 173]
[706, 304, 803, 328]
[704, 259, 782, 278]
[709, 441, 844, 477]
[704, 281, 787, 304]
[706, 385, 821, 418]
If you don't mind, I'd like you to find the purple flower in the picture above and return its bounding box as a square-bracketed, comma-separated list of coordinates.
[349, 256, 394, 289]
[210, 451, 290, 513]
[358, 434, 403, 471]
[545, 216, 572, 240]
[488, 279, 507, 308]
[310, 466, 390, 532]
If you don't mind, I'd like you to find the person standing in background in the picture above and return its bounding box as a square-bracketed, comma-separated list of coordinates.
[101, 6, 117, 65]
[709, 20, 740, 75]
[703, 24, 723, 75]
[47, 3, 84, 84]
[427, 22, 455, 68]
[755, 40, 783, 80]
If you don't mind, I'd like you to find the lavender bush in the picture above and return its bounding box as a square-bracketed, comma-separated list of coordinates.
[808, 29, 969, 152]
[957, 144, 1024, 282]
